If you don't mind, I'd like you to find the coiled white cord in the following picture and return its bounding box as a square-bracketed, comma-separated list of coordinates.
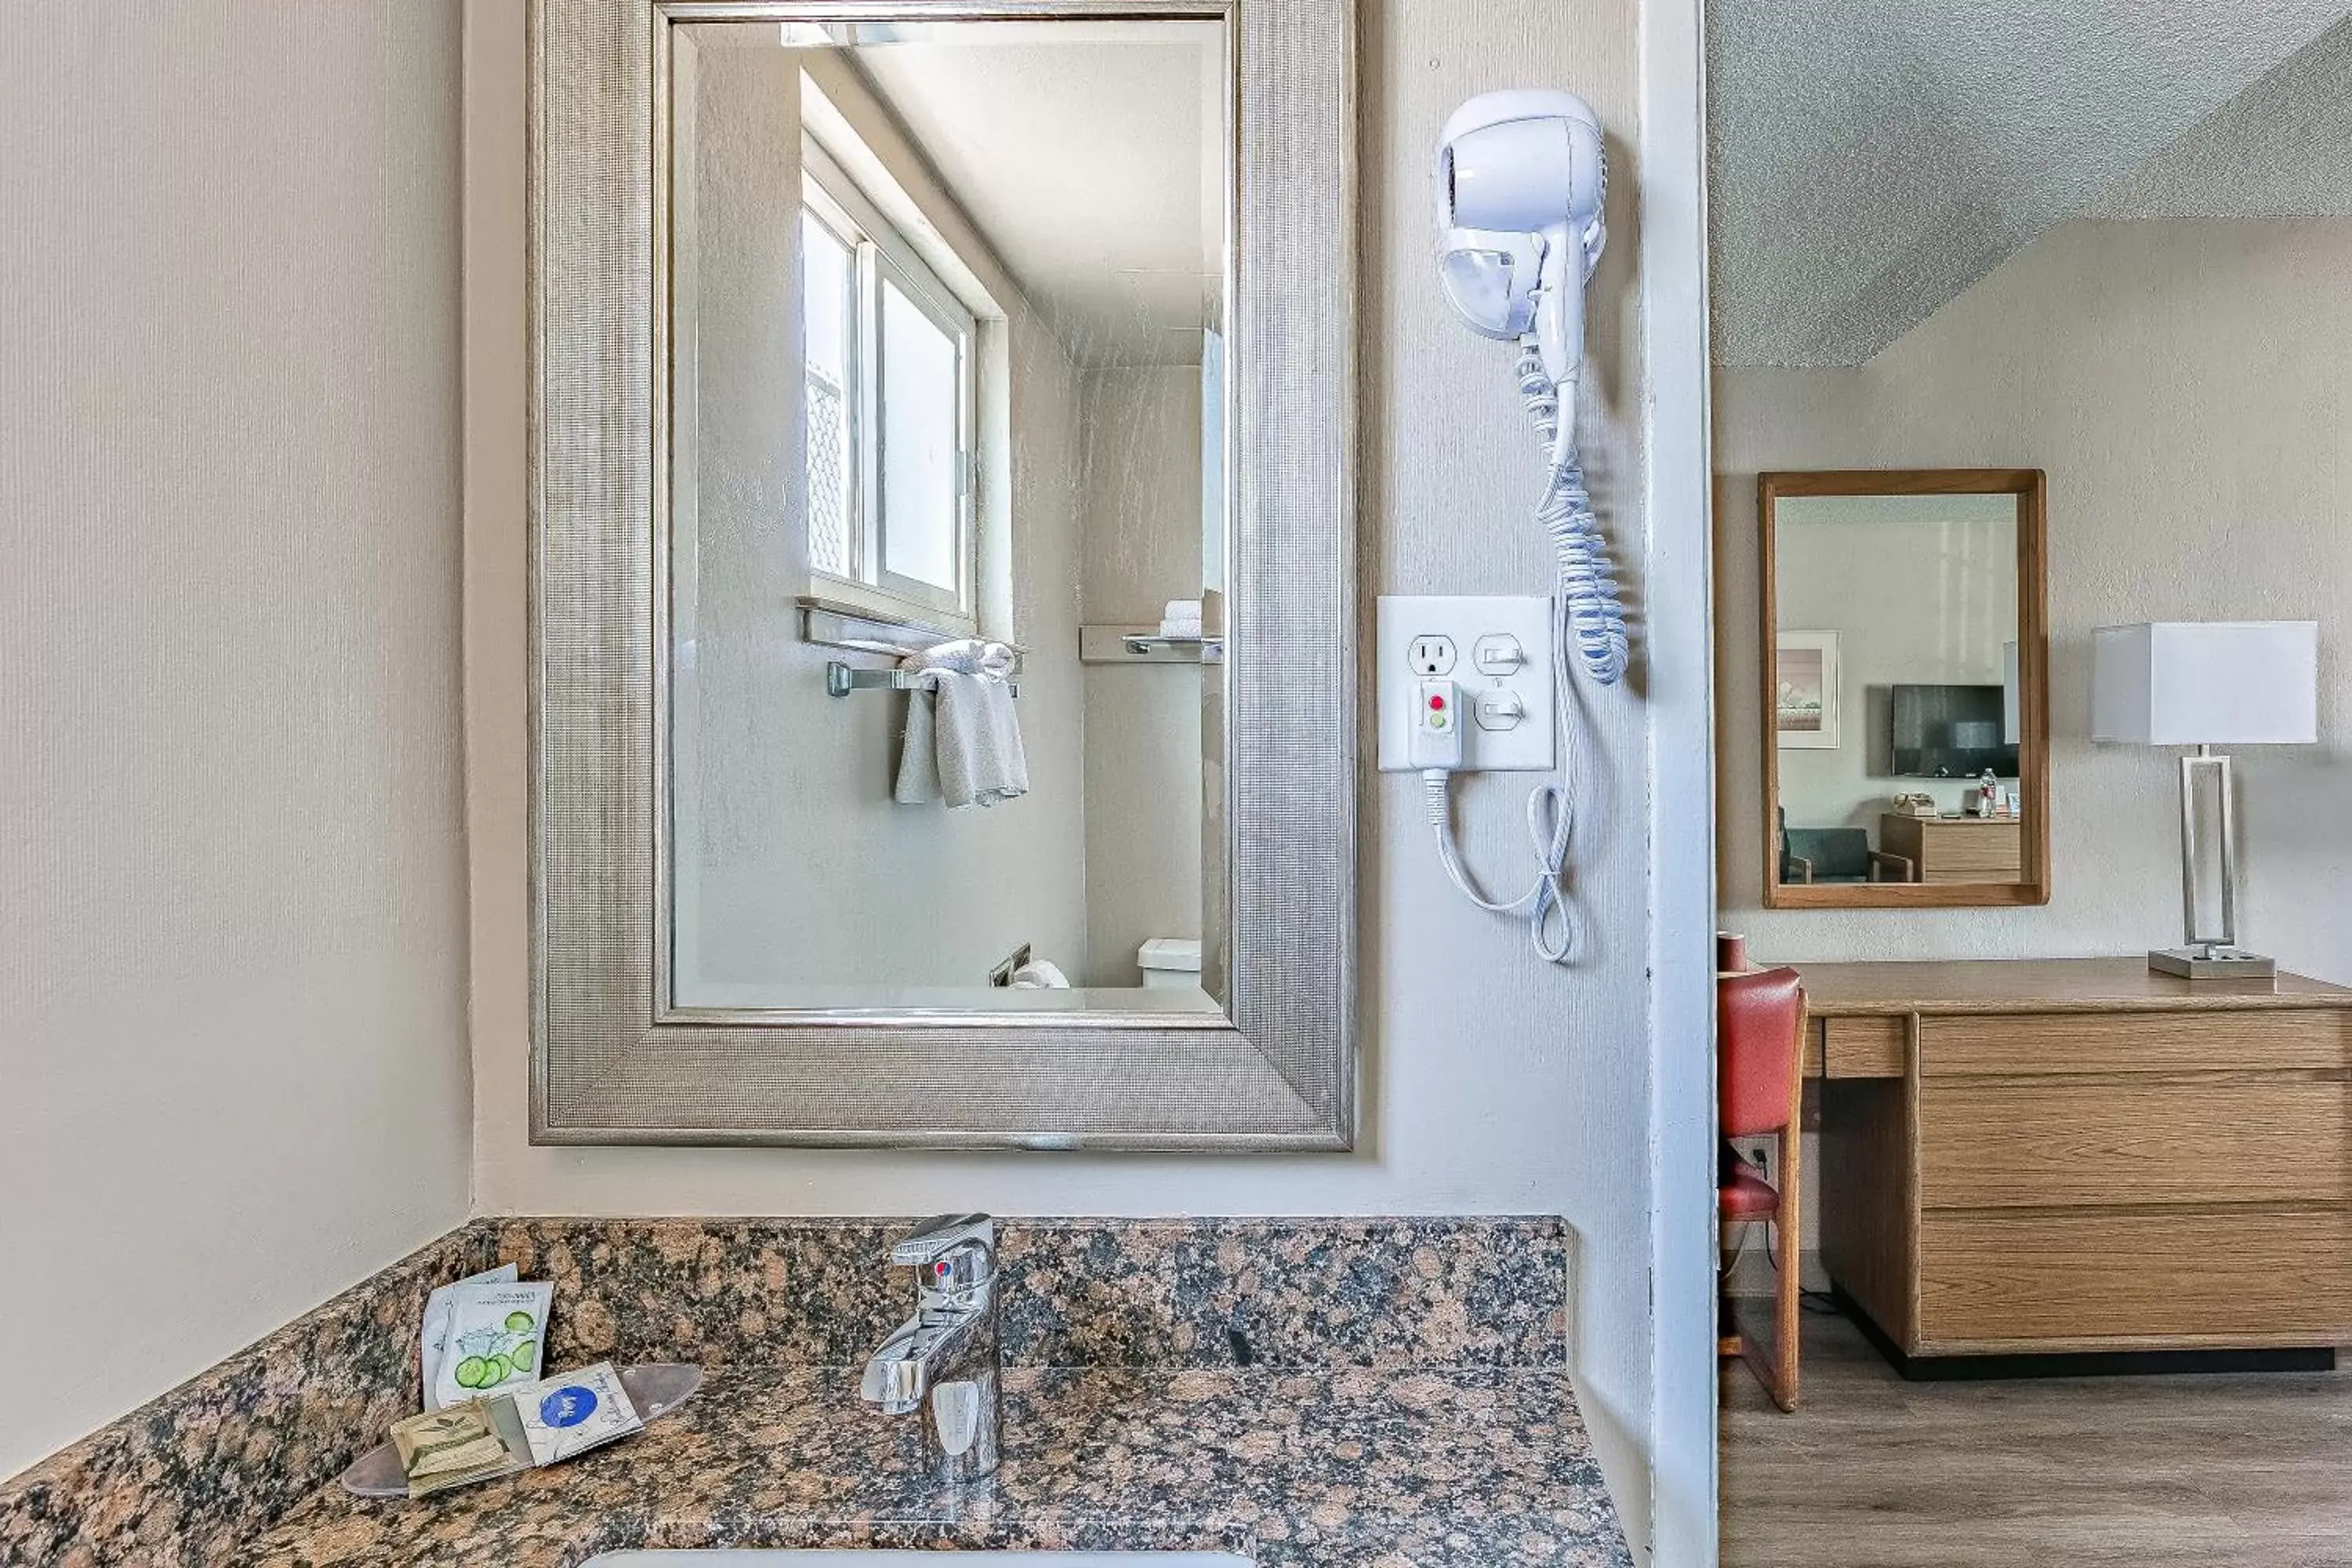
[1516, 341, 1628, 686]
[1421, 342, 1630, 964]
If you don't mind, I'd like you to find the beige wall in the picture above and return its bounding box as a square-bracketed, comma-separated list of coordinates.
[0, 2, 471, 1480]
[1719, 218, 2352, 977]
[1078, 365, 1206, 986]
[466, 0, 1657, 1541]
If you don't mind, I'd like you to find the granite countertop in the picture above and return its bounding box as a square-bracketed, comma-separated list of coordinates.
[234, 1360, 1623, 1566]
[2, 1217, 1628, 1568]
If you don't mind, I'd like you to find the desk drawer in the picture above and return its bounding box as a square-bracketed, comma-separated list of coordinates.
[1917, 1205, 2352, 1351]
[1918, 1077, 2352, 1210]
[1917, 1010, 2352, 1079]
[1915, 821, 2021, 883]
[1822, 1016, 1906, 1078]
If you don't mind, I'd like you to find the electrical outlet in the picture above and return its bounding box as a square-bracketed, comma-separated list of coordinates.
[1376, 596, 1555, 771]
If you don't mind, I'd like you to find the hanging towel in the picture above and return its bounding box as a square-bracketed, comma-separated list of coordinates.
[1160, 599, 1204, 639]
[979, 671, 1029, 799]
[893, 641, 1027, 808]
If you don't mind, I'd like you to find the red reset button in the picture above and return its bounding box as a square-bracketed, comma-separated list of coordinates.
[1428, 694, 1446, 711]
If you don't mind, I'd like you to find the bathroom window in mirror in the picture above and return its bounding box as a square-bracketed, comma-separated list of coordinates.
[1758, 470, 2049, 909]
[797, 147, 979, 622]
[665, 17, 1232, 1012]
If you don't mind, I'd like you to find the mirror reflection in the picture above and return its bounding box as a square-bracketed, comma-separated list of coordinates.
[1766, 479, 2040, 895]
[664, 18, 1229, 1011]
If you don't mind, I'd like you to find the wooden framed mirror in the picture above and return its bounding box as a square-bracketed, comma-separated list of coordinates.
[1758, 469, 2050, 909]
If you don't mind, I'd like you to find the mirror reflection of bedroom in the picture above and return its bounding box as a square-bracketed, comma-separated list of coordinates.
[1708, 5, 2352, 1564]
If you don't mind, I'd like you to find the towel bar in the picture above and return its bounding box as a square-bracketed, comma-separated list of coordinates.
[826, 662, 1018, 699]
[1123, 633, 1225, 657]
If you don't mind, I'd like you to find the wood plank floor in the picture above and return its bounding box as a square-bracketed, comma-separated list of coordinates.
[1722, 1308, 2352, 1567]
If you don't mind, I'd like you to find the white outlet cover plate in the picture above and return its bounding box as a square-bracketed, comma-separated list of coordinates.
[1376, 594, 1555, 771]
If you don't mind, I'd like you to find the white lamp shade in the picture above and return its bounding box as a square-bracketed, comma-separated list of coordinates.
[2091, 621, 2319, 746]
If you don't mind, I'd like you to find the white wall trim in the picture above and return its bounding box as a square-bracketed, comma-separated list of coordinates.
[1639, 0, 1719, 1559]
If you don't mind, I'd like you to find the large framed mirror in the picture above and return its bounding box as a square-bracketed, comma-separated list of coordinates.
[530, 0, 1354, 1147]
[1757, 469, 2050, 909]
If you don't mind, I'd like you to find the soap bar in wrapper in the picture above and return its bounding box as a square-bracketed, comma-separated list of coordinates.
[390, 1399, 531, 1497]
[513, 1361, 645, 1466]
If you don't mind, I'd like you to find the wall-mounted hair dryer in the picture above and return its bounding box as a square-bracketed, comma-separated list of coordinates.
[1436, 89, 1607, 392]
[1418, 88, 1624, 964]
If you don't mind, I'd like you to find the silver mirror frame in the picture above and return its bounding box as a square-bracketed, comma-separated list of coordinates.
[529, 0, 1356, 1149]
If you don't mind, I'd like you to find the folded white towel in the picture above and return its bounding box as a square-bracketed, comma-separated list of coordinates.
[893, 641, 1027, 808]
[1009, 959, 1070, 989]
[893, 637, 1014, 676]
[1159, 599, 1203, 639]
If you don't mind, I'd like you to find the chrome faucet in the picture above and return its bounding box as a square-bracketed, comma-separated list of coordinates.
[859, 1213, 1001, 1486]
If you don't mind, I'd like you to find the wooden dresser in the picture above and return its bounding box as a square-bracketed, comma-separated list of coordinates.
[1799, 959, 2352, 1368]
[1875, 813, 2024, 884]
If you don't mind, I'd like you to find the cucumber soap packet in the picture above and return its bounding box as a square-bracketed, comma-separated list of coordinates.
[420, 1263, 518, 1408]
[428, 1280, 554, 1411]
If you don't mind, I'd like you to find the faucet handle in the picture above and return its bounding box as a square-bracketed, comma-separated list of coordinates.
[891, 1213, 996, 1291]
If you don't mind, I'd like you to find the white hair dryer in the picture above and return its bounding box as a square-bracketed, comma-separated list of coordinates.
[1436, 89, 1607, 390]
[1418, 88, 1623, 965]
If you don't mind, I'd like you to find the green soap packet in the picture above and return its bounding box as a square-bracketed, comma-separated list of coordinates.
[420, 1263, 519, 1410]
[430, 1281, 554, 1410]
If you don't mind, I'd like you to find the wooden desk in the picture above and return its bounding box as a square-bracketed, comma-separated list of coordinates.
[1794, 959, 2352, 1369]
[1875, 814, 2024, 884]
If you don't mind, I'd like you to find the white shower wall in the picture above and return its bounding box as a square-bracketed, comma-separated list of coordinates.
[1078, 364, 1209, 986]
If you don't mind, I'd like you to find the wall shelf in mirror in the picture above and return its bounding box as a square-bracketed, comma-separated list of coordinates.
[797, 597, 1023, 661]
[1079, 624, 1225, 664]
[1755, 468, 2051, 910]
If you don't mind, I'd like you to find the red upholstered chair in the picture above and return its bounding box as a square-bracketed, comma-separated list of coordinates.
[1719, 965, 1806, 1410]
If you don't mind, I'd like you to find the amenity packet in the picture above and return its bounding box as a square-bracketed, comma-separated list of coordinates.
[420, 1263, 519, 1408]
[428, 1280, 554, 1411]
[511, 1360, 644, 1467]
[390, 1397, 532, 1498]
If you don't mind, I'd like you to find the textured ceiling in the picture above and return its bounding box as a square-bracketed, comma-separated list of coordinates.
[1708, 1, 2352, 366]
[853, 25, 1222, 368]
[2092, 12, 2352, 218]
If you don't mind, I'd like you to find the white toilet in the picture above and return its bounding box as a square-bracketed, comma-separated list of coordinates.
[1136, 938, 1203, 989]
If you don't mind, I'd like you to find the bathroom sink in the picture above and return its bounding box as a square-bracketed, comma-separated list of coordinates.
[582, 1557, 1250, 1566]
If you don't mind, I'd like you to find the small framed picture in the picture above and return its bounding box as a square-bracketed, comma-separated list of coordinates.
[1776, 631, 1841, 750]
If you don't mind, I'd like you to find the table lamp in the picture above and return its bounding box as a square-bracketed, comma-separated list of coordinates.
[2091, 621, 2319, 979]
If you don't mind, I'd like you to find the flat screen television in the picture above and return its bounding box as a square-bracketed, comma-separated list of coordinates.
[1889, 684, 2016, 778]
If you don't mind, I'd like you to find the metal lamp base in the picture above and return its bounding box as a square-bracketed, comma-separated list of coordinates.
[2149, 946, 2276, 981]
[2156, 750, 2274, 983]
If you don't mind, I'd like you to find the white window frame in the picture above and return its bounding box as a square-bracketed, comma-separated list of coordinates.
[801, 139, 979, 633]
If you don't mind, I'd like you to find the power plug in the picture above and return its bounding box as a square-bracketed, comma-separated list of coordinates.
[1407, 680, 1464, 771]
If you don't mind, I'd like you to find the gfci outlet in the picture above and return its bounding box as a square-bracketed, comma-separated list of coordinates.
[1376, 595, 1555, 771]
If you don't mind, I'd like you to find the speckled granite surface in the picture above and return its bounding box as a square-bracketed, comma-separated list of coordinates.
[482, 1217, 1570, 1374]
[0, 1227, 488, 1568]
[4, 1218, 1627, 1568]
[233, 1364, 1627, 1568]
